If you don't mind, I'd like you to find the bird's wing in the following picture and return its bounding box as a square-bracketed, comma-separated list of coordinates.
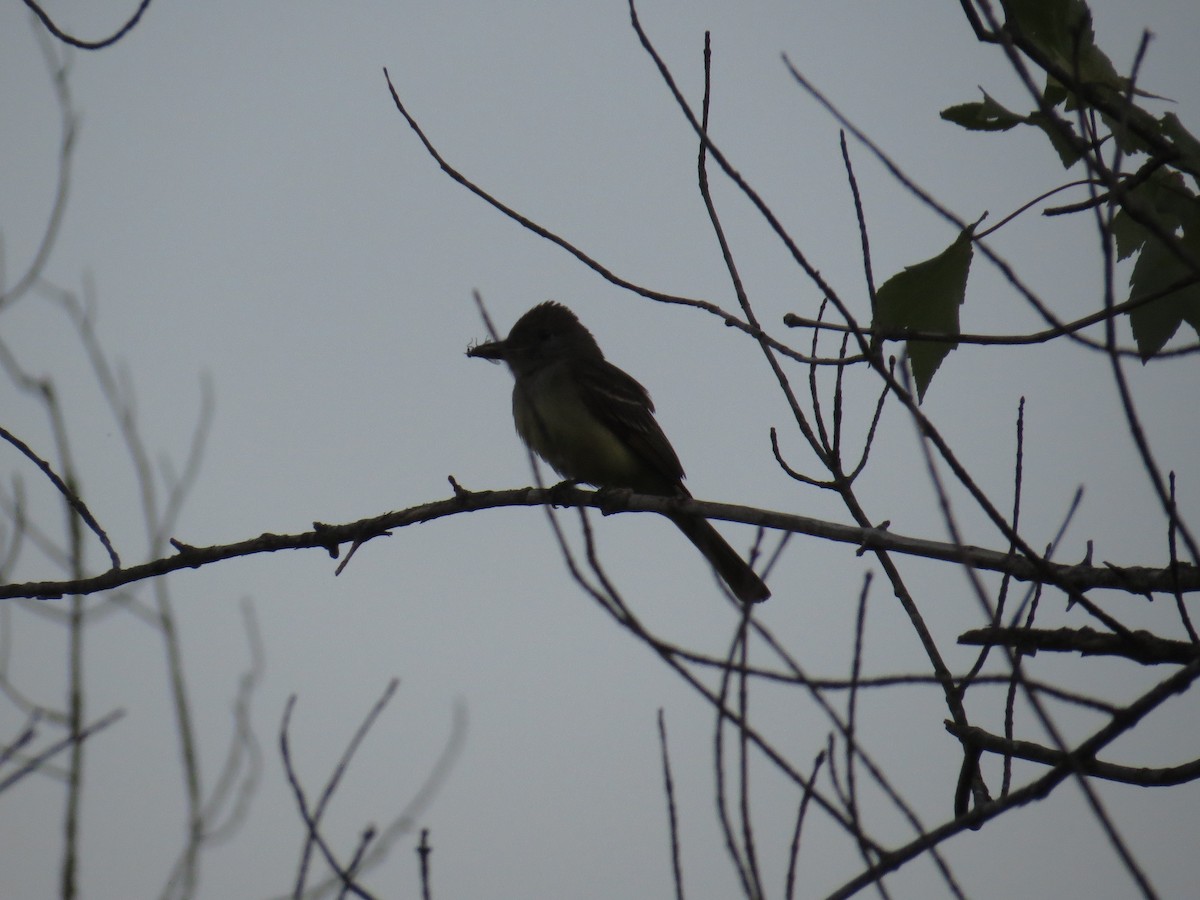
[574, 356, 686, 490]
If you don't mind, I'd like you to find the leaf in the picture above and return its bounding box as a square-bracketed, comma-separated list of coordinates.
[1043, 79, 1069, 110]
[941, 91, 1025, 132]
[874, 228, 975, 401]
[1002, 0, 1088, 60]
[1127, 228, 1200, 360]
[1112, 169, 1200, 261]
[1026, 110, 1084, 168]
[941, 88, 1085, 168]
[1161, 113, 1200, 185]
[1099, 104, 1163, 156]
[1110, 209, 1148, 261]
[1133, 169, 1199, 224]
[1003, 0, 1123, 92]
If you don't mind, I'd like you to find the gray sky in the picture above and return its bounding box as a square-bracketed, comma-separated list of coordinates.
[2, 1, 1198, 897]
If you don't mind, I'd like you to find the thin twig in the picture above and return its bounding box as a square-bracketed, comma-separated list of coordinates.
[0, 425, 119, 568]
[21, 0, 154, 51]
[657, 711, 686, 900]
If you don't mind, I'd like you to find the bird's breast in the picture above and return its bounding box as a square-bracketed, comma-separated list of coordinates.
[512, 370, 645, 490]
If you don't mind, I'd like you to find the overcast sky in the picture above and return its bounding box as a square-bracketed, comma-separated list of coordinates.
[2, 2, 1198, 898]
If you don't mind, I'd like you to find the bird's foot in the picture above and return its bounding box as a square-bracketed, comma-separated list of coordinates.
[547, 479, 584, 507]
[593, 486, 634, 516]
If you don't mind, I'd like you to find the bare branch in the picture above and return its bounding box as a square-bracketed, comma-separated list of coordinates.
[0, 426, 119, 568]
[959, 625, 1200, 666]
[948, 722, 1200, 787]
[21, 0, 154, 51]
[3, 485, 1194, 601]
[0, 707, 124, 794]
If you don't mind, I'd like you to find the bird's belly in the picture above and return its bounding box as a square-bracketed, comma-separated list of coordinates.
[513, 382, 645, 489]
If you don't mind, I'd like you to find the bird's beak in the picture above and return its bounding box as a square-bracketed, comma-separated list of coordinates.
[467, 338, 507, 361]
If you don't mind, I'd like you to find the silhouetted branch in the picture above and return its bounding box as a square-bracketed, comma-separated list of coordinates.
[281, 684, 399, 900]
[959, 625, 1200, 666]
[21, 0, 154, 51]
[947, 721, 1200, 787]
[829, 660, 1200, 898]
[656, 711, 685, 900]
[0, 425, 119, 568]
[5, 485, 1194, 601]
[416, 829, 433, 900]
[0, 707, 124, 794]
[0, 22, 77, 311]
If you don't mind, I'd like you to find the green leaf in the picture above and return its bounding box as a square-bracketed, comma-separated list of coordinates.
[1002, 0, 1085, 54]
[1099, 104, 1163, 156]
[1135, 169, 1199, 222]
[1026, 111, 1084, 168]
[1161, 113, 1200, 184]
[1043, 79, 1069, 110]
[1111, 169, 1200, 261]
[1127, 229, 1200, 360]
[1003, 0, 1123, 91]
[874, 228, 975, 401]
[941, 87, 1086, 169]
[1110, 209, 1148, 261]
[941, 92, 1025, 132]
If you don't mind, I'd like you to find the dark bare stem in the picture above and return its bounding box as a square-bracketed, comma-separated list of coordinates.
[21, 0, 154, 51]
[783, 750, 826, 900]
[657, 711, 686, 900]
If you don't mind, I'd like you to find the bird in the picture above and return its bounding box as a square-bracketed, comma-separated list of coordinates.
[467, 301, 770, 603]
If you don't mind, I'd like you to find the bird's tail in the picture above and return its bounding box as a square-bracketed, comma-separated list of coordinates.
[668, 512, 770, 603]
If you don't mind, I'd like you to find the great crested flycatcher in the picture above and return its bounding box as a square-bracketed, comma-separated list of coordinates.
[468, 301, 770, 603]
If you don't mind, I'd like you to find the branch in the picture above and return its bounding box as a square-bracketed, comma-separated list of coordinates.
[2, 485, 1196, 600]
[959, 625, 1200, 666]
[0, 22, 76, 311]
[0, 425, 119, 568]
[947, 721, 1200, 787]
[21, 0, 154, 51]
[782, 264, 1200, 359]
[281, 684, 398, 900]
[381, 66, 843, 369]
[828, 659, 1200, 898]
[0, 708, 124, 794]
